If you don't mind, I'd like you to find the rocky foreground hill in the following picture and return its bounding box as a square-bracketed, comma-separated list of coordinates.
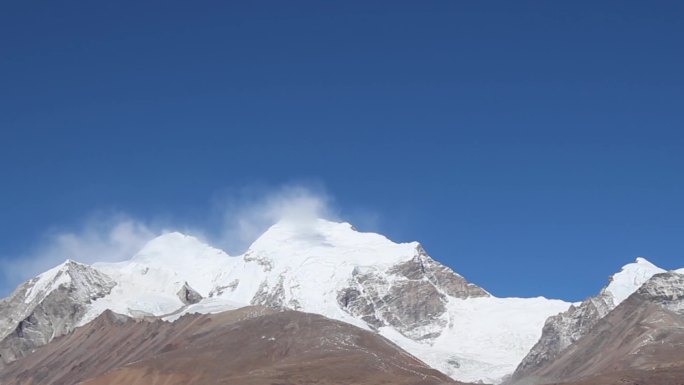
[0, 306, 463, 385]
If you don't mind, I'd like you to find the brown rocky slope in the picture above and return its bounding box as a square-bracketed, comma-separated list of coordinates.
[509, 272, 684, 385]
[0, 306, 463, 385]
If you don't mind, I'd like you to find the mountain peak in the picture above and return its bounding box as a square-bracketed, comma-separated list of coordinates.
[33, 258, 84, 286]
[135, 231, 198, 252]
[132, 231, 231, 265]
[22, 258, 115, 307]
[634, 256, 657, 266]
[604, 257, 665, 308]
[271, 217, 354, 232]
[246, 218, 420, 266]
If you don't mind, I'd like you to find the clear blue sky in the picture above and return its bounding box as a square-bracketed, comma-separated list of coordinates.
[1, 1, 683, 300]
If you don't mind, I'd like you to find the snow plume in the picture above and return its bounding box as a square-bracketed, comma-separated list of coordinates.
[209, 183, 338, 254]
[0, 183, 371, 295]
[0, 214, 157, 294]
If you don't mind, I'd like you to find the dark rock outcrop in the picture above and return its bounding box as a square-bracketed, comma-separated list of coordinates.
[388, 249, 489, 299]
[176, 282, 203, 305]
[338, 247, 488, 340]
[250, 275, 301, 310]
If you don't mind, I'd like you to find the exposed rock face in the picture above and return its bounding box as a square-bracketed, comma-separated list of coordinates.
[176, 282, 202, 305]
[637, 272, 684, 316]
[243, 250, 274, 271]
[338, 252, 489, 340]
[522, 298, 684, 385]
[0, 307, 462, 385]
[510, 258, 666, 383]
[339, 270, 447, 339]
[250, 275, 301, 310]
[510, 293, 613, 380]
[510, 271, 684, 385]
[0, 261, 115, 365]
[208, 279, 239, 298]
[388, 250, 490, 299]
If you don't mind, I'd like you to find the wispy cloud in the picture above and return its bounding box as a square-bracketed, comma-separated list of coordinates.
[0, 213, 158, 294]
[208, 183, 338, 254]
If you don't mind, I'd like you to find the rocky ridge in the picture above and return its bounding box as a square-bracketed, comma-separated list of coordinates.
[509, 271, 684, 385]
[510, 258, 666, 382]
[0, 260, 115, 365]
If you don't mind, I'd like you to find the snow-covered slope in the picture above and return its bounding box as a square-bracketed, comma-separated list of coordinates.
[208, 219, 425, 323]
[85, 232, 237, 320]
[0, 218, 571, 383]
[380, 296, 570, 384]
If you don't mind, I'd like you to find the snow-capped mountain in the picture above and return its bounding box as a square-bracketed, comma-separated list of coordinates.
[0, 218, 572, 383]
[509, 257, 672, 383]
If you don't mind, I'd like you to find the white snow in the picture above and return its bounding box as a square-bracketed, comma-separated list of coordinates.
[379, 296, 570, 384]
[26, 218, 680, 384]
[604, 257, 666, 306]
[78, 219, 572, 383]
[247, 219, 419, 266]
[83, 233, 239, 324]
[194, 218, 421, 330]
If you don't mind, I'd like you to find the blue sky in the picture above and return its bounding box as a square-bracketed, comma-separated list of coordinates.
[1, 1, 683, 299]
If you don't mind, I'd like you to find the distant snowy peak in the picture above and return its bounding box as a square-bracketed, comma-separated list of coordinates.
[99, 232, 232, 286]
[85, 232, 238, 320]
[130, 231, 233, 266]
[603, 257, 666, 306]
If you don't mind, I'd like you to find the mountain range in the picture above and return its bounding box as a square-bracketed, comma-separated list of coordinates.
[1, 218, 682, 384]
